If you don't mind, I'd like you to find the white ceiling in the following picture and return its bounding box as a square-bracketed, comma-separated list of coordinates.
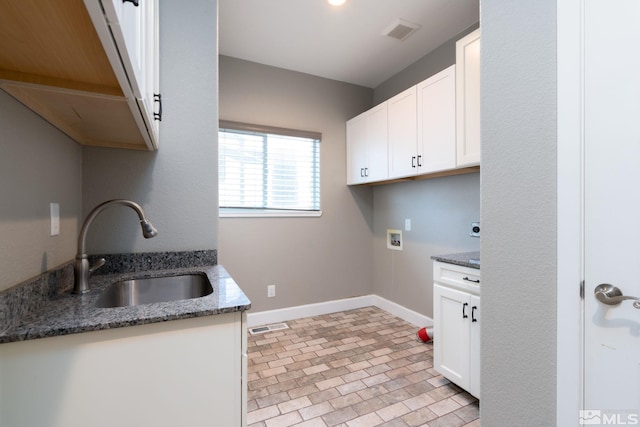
[218, 0, 479, 88]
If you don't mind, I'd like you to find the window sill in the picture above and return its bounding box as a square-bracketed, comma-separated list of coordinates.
[219, 209, 322, 218]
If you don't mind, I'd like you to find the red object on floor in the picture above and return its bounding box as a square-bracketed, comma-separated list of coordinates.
[416, 327, 433, 343]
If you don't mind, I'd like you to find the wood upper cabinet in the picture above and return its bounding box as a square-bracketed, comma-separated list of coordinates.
[456, 29, 481, 166]
[0, 0, 159, 150]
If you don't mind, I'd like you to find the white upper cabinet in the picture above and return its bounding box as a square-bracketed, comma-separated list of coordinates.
[386, 65, 456, 180]
[456, 28, 481, 167]
[346, 103, 388, 185]
[417, 65, 456, 174]
[346, 29, 481, 186]
[388, 86, 418, 179]
[101, 0, 160, 139]
[366, 103, 389, 183]
[89, 0, 161, 148]
[104, 0, 147, 99]
[346, 112, 368, 185]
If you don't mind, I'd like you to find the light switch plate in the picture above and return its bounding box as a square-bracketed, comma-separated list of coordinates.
[50, 203, 60, 236]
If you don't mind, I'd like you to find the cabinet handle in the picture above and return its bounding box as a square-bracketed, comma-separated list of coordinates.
[364, 168, 369, 177]
[360, 168, 364, 177]
[463, 276, 480, 284]
[462, 302, 468, 319]
[411, 156, 416, 168]
[417, 155, 422, 167]
[123, 0, 140, 6]
[471, 306, 478, 322]
[153, 93, 162, 121]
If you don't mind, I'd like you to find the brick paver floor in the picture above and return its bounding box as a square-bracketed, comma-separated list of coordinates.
[247, 306, 479, 427]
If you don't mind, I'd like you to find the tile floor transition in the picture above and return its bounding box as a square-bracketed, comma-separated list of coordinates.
[247, 306, 479, 427]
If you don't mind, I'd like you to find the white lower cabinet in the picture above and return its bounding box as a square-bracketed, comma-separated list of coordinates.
[433, 262, 480, 398]
[0, 312, 247, 427]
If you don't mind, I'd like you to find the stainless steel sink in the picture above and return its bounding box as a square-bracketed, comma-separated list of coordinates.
[96, 274, 213, 308]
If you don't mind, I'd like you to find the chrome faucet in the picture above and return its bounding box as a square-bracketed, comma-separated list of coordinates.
[73, 199, 158, 294]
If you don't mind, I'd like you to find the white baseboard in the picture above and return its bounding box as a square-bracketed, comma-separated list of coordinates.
[370, 295, 433, 328]
[246, 295, 374, 327]
[246, 294, 433, 328]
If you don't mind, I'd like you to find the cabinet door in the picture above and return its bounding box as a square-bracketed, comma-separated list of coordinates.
[365, 102, 389, 183]
[91, 0, 159, 149]
[137, 0, 160, 145]
[469, 294, 480, 398]
[456, 29, 481, 167]
[418, 65, 456, 174]
[103, 0, 146, 99]
[346, 112, 368, 185]
[433, 284, 471, 390]
[388, 86, 418, 179]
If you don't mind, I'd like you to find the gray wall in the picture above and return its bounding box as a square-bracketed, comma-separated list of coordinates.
[370, 23, 481, 320]
[82, 0, 219, 255]
[373, 174, 480, 318]
[480, 0, 557, 425]
[0, 91, 82, 292]
[218, 56, 374, 312]
[374, 23, 479, 104]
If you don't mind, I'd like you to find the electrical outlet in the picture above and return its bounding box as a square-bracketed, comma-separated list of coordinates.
[404, 218, 411, 231]
[267, 285, 276, 298]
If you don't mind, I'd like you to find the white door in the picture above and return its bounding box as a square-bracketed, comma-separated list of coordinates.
[584, 0, 640, 421]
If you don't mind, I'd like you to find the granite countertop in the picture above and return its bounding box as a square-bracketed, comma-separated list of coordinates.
[0, 251, 251, 344]
[431, 251, 480, 269]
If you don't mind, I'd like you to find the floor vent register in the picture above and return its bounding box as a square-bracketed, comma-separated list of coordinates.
[249, 323, 289, 335]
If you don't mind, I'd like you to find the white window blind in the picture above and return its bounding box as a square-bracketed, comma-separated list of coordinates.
[219, 121, 321, 212]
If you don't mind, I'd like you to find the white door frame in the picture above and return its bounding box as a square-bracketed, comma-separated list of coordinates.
[557, 0, 584, 425]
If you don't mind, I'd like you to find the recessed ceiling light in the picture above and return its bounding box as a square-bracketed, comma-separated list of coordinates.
[328, 0, 346, 6]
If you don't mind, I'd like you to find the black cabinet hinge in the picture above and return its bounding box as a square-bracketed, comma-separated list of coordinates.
[154, 93, 162, 121]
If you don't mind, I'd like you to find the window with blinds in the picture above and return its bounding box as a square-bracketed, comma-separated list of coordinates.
[219, 121, 321, 213]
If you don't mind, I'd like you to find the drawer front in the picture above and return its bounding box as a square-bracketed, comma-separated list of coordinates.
[433, 261, 481, 295]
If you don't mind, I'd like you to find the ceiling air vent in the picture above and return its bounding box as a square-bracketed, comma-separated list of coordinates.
[382, 18, 421, 41]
